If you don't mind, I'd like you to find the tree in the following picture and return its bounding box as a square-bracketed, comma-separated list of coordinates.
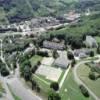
[90, 51, 94, 57]
[89, 72, 96, 80]
[23, 66, 32, 81]
[48, 90, 61, 100]
[71, 59, 76, 67]
[32, 65, 38, 74]
[53, 50, 59, 59]
[50, 82, 59, 91]
[36, 85, 41, 93]
[97, 44, 100, 54]
[0, 66, 9, 77]
[54, 93, 61, 100]
[67, 51, 74, 60]
[79, 85, 89, 97]
[31, 80, 37, 90]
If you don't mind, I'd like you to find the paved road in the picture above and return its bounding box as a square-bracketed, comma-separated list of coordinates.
[0, 76, 14, 100]
[73, 59, 100, 100]
[6, 62, 42, 100]
[7, 78, 42, 100]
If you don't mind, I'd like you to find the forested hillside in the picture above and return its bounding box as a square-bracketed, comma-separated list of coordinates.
[0, 0, 100, 24]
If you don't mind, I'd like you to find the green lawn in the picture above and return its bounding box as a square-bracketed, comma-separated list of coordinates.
[33, 67, 94, 100]
[59, 70, 94, 100]
[30, 55, 42, 66]
[58, 70, 65, 83]
[32, 74, 50, 100]
[77, 64, 100, 98]
[0, 7, 8, 24]
[0, 82, 5, 93]
[95, 36, 100, 43]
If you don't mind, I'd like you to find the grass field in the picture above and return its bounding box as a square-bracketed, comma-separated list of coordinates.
[33, 68, 94, 100]
[77, 64, 100, 98]
[0, 82, 5, 93]
[30, 55, 42, 66]
[32, 74, 50, 100]
[95, 36, 100, 43]
[0, 7, 8, 25]
[59, 70, 94, 100]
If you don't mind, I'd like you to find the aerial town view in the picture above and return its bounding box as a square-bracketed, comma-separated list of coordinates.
[0, 0, 100, 100]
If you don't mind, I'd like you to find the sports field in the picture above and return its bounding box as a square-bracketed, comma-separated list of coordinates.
[36, 65, 62, 81]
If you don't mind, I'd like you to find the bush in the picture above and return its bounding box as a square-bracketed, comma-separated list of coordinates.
[89, 72, 96, 80]
[0, 67, 9, 77]
[79, 85, 89, 97]
[67, 51, 74, 60]
[90, 51, 94, 57]
[50, 82, 59, 91]
[37, 51, 49, 57]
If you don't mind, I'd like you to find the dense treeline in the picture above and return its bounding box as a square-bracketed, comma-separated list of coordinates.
[1, 0, 100, 23]
[40, 13, 100, 49]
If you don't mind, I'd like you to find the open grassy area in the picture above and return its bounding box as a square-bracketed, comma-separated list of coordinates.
[0, 82, 5, 98]
[58, 69, 65, 83]
[59, 70, 94, 100]
[33, 68, 94, 100]
[95, 36, 100, 43]
[0, 82, 5, 93]
[0, 7, 8, 25]
[32, 74, 50, 100]
[30, 55, 42, 66]
[77, 64, 100, 98]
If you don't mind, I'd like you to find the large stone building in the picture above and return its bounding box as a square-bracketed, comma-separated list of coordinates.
[43, 40, 65, 50]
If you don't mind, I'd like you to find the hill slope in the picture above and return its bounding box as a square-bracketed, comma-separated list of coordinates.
[0, 0, 100, 24]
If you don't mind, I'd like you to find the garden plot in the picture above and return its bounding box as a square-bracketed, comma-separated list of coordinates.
[36, 65, 62, 82]
[41, 57, 54, 66]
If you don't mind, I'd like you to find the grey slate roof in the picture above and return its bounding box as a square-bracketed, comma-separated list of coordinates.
[43, 40, 65, 50]
[54, 52, 69, 68]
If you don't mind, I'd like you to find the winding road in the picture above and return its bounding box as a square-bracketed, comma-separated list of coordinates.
[73, 58, 100, 100]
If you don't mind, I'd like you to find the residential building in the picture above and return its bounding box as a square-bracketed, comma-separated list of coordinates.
[74, 49, 91, 58]
[43, 40, 65, 50]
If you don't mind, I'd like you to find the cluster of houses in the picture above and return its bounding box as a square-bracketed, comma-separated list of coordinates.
[41, 35, 98, 69]
[73, 49, 91, 59]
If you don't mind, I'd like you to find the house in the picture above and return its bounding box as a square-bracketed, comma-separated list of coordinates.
[85, 36, 98, 48]
[54, 52, 69, 69]
[43, 40, 65, 50]
[74, 49, 91, 58]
